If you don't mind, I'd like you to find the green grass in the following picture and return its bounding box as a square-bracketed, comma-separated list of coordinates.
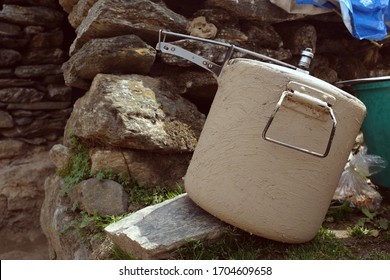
[57, 136, 91, 195]
[284, 228, 355, 260]
[127, 183, 184, 210]
[173, 226, 355, 260]
[109, 244, 138, 260]
[171, 202, 390, 260]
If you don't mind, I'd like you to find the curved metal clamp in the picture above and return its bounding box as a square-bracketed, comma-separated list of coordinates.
[262, 90, 337, 158]
[156, 29, 301, 77]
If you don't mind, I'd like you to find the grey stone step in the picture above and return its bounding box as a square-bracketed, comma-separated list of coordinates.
[105, 193, 226, 259]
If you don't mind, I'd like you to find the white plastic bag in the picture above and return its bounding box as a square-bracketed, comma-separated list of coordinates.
[333, 146, 387, 211]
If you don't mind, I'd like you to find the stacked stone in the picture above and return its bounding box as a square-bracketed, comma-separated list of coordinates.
[0, 0, 72, 145]
[39, 0, 390, 260]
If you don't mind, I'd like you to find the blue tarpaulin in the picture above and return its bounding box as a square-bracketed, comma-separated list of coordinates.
[296, 0, 390, 41]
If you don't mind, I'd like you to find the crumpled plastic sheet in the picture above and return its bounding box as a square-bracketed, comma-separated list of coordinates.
[271, 0, 390, 41]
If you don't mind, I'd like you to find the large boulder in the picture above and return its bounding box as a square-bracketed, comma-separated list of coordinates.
[89, 147, 191, 187]
[64, 74, 205, 153]
[59, 0, 79, 13]
[205, 0, 305, 22]
[69, 178, 128, 216]
[68, 0, 98, 29]
[0, 4, 64, 27]
[40, 175, 96, 259]
[0, 147, 56, 245]
[62, 35, 156, 90]
[69, 0, 189, 55]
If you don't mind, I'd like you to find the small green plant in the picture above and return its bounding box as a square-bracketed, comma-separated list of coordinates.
[127, 183, 184, 210]
[93, 168, 135, 189]
[325, 201, 354, 222]
[61, 210, 127, 243]
[79, 211, 127, 232]
[348, 225, 377, 238]
[57, 136, 91, 195]
[348, 207, 389, 239]
[109, 244, 137, 260]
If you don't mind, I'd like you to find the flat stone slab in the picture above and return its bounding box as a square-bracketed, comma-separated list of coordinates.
[105, 193, 226, 259]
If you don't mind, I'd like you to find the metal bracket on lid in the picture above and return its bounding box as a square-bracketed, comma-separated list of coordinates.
[157, 41, 224, 76]
[156, 30, 307, 77]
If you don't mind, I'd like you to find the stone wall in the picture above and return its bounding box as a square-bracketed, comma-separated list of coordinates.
[39, 0, 390, 260]
[3, 0, 390, 259]
[0, 0, 73, 258]
[0, 1, 73, 142]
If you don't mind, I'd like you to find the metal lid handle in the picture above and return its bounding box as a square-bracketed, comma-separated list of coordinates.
[262, 91, 337, 158]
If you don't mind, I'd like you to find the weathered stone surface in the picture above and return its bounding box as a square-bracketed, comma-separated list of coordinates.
[15, 65, 62, 78]
[244, 24, 283, 49]
[69, 178, 128, 216]
[0, 36, 28, 49]
[0, 79, 36, 89]
[161, 69, 218, 114]
[10, 108, 71, 119]
[0, 88, 45, 103]
[68, 0, 98, 29]
[310, 55, 338, 84]
[64, 74, 205, 152]
[59, 0, 79, 13]
[0, 195, 7, 225]
[193, 8, 239, 28]
[14, 117, 33, 126]
[10, 110, 33, 117]
[63, 35, 156, 90]
[49, 144, 70, 170]
[29, 29, 64, 49]
[275, 22, 317, 55]
[0, 5, 64, 27]
[369, 68, 390, 77]
[187, 16, 217, 39]
[205, 0, 305, 22]
[46, 84, 73, 101]
[24, 25, 45, 35]
[0, 118, 66, 138]
[217, 27, 248, 43]
[43, 74, 65, 85]
[0, 150, 55, 232]
[90, 148, 191, 187]
[0, 110, 14, 128]
[40, 175, 96, 260]
[0, 139, 29, 159]
[7, 101, 72, 111]
[0, 69, 14, 78]
[0, 49, 22, 67]
[331, 56, 369, 80]
[22, 48, 65, 65]
[70, 0, 188, 55]
[105, 193, 226, 259]
[0, 22, 22, 37]
[3, 0, 60, 8]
